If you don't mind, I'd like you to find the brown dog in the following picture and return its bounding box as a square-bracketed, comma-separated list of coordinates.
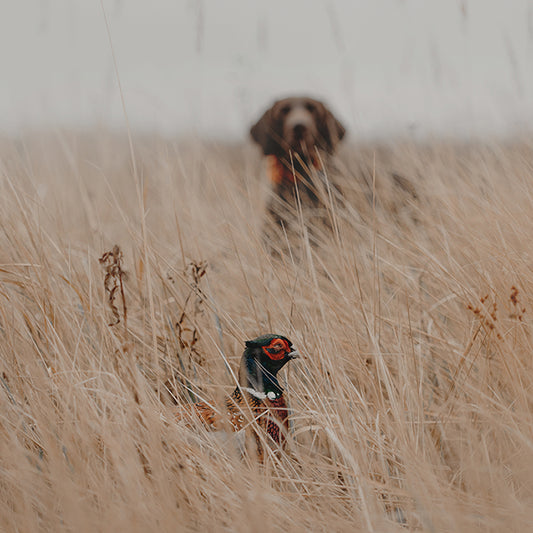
[250, 96, 345, 232]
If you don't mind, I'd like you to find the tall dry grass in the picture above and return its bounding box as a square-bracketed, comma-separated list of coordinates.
[0, 130, 533, 532]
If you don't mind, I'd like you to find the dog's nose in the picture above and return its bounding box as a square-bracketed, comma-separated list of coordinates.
[293, 123, 307, 139]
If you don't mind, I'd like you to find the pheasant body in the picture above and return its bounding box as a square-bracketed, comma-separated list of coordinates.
[176, 334, 298, 459]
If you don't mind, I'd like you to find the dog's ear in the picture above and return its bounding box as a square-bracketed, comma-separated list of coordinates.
[318, 104, 346, 153]
[250, 106, 280, 155]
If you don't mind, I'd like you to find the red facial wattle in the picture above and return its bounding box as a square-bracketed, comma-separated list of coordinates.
[262, 338, 290, 361]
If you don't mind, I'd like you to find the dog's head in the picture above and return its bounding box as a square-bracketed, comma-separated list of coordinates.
[250, 97, 345, 160]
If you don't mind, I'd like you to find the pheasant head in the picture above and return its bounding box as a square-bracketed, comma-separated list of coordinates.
[239, 334, 299, 400]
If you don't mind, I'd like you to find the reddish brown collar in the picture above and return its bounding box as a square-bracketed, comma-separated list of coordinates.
[266, 155, 323, 187]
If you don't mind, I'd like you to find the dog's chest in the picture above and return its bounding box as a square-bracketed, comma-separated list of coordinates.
[267, 155, 326, 206]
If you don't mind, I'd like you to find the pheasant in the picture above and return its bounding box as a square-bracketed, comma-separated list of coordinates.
[175, 334, 299, 461]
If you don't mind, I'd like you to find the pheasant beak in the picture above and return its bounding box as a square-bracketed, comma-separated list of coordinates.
[288, 349, 300, 359]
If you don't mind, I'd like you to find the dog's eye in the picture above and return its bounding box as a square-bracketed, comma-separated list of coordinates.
[280, 105, 291, 115]
[305, 103, 316, 113]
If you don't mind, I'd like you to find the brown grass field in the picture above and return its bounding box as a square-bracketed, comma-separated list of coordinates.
[1, 131, 533, 531]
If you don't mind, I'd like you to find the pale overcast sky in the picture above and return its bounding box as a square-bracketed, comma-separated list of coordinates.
[2, 0, 533, 138]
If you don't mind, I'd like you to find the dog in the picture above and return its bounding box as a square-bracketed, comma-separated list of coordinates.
[250, 97, 346, 241]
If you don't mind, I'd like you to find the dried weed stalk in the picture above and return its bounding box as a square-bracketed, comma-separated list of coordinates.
[467, 286, 527, 341]
[175, 260, 207, 364]
[162, 260, 208, 404]
[99, 245, 128, 332]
